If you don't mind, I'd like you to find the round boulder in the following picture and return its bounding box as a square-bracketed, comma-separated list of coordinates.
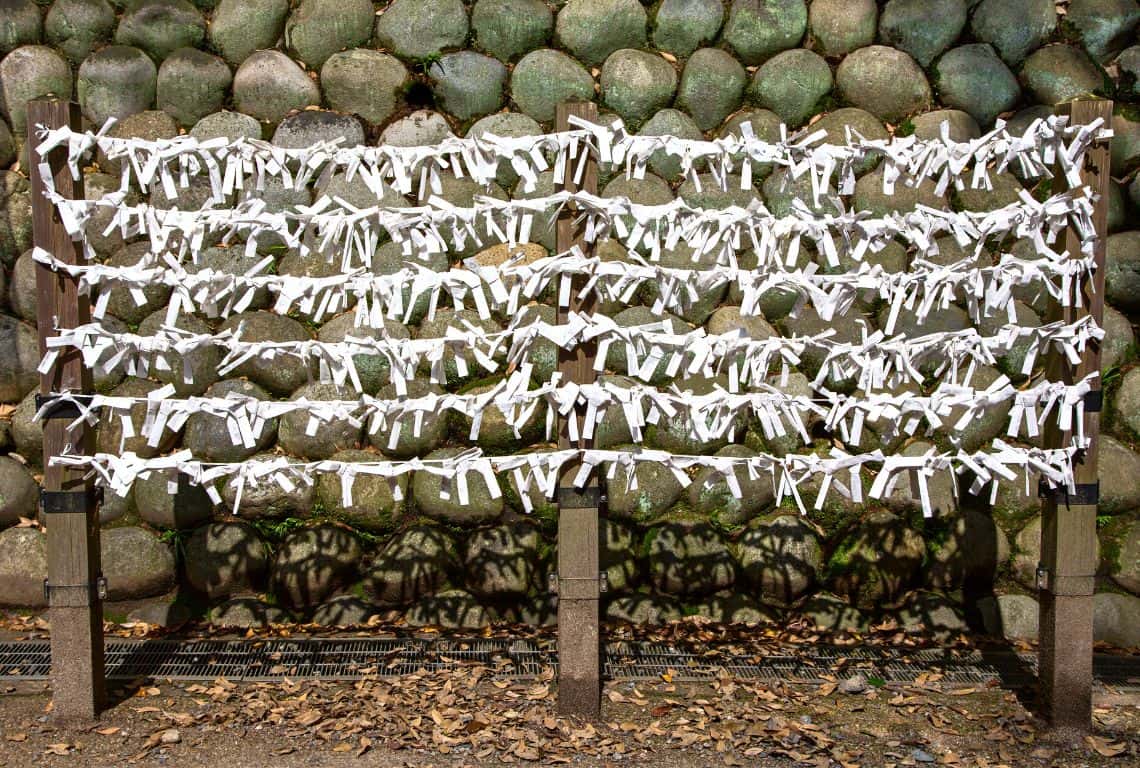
[0, 314, 37, 403]
[367, 379, 450, 458]
[156, 48, 231, 127]
[554, 0, 647, 67]
[217, 311, 313, 395]
[808, 0, 875, 57]
[1020, 44, 1104, 105]
[413, 446, 504, 524]
[183, 521, 270, 599]
[878, 0, 966, 68]
[472, 0, 553, 62]
[1094, 592, 1140, 648]
[190, 110, 261, 141]
[0, 0, 42, 56]
[722, 0, 807, 66]
[373, 0, 469, 62]
[0, 45, 72, 135]
[1106, 231, 1140, 313]
[1099, 436, 1140, 514]
[209, 597, 290, 628]
[101, 526, 176, 600]
[910, 109, 980, 142]
[927, 508, 1008, 591]
[978, 593, 1039, 640]
[648, 522, 736, 596]
[114, 0, 205, 62]
[271, 109, 365, 149]
[363, 524, 457, 605]
[829, 510, 925, 610]
[271, 524, 363, 610]
[429, 51, 508, 121]
[284, 0, 373, 70]
[688, 446, 776, 526]
[133, 471, 215, 530]
[738, 514, 822, 605]
[405, 589, 489, 629]
[748, 48, 832, 128]
[277, 382, 362, 460]
[183, 379, 279, 463]
[1066, 0, 1140, 63]
[0, 455, 36, 526]
[77, 45, 157, 127]
[315, 449, 406, 532]
[463, 522, 543, 598]
[600, 518, 639, 593]
[969, 0, 1055, 66]
[46, 0, 117, 64]
[232, 50, 320, 124]
[219, 450, 316, 519]
[510, 48, 595, 123]
[835, 45, 931, 123]
[0, 526, 46, 606]
[606, 451, 684, 524]
[208, 0, 288, 67]
[652, 0, 724, 59]
[95, 378, 181, 457]
[138, 309, 221, 396]
[311, 595, 379, 626]
[605, 594, 683, 625]
[798, 591, 868, 632]
[676, 48, 746, 132]
[933, 44, 1020, 127]
[320, 49, 407, 126]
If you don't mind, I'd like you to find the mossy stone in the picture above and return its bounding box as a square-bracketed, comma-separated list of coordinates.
[651, 0, 724, 59]
[367, 379, 451, 458]
[321, 49, 407, 126]
[217, 311, 314, 396]
[807, 0, 875, 57]
[190, 110, 261, 141]
[554, 0, 647, 67]
[676, 48, 745, 132]
[373, 0, 469, 62]
[933, 44, 1020, 127]
[747, 48, 832, 128]
[183, 521, 270, 599]
[1019, 44, 1105, 105]
[271, 524, 363, 610]
[472, 0, 553, 62]
[101, 526, 176, 600]
[0, 0, 41, 55]
[647, 522, 737, 596]
[829, 509, 925, 610]
[510, 48, 595, 123]
[220, 450, 316, 519]
[95, 378, 180, 457]
[0, 45, 72, 134]
[637, 108, 704, 181]
[413, 446, 504, 524]
[0, 526, 45, 606]
[0, 454, 36, 526]
[722, 0, 807, 66]
[183, 379, 279, 462]
[430, 51, 508, 121]
[315, 449, 406, 532]
[1066, 0, 1140, 63]
[114, 0, 205, 62]
[835, 45, 931, 123]
[738, 514, 822, 605]
[208, 0, 288, 67]
[363, 523, 457, 605]
[910, 109, 980, 142]
[284, 0, 373, 70]
[605, 444, 684, 523]
[232, 50, 320, 124]
[463, 522, 543, 598]
[156, 47, 231, 127]
[969, 0, 1055, 66]
[600, 49, 677, 130]
[405, 589, 489, 629]
[277, 381, 363, 460]
[133, 471, 215, 530]
[687, 444, 776, 526]
[877, 0, 966, 68]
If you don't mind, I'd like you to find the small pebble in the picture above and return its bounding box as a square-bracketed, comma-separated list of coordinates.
[912, 748, 935, 763]
[839, 673, 868, 694]
[160, 729, 180, 744]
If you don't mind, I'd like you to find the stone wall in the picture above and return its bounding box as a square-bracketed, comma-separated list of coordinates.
[0, 0, 1138, 647]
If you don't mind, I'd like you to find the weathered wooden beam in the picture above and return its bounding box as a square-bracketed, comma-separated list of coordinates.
[1037, 97, 1112, 732]
[554, 100, 601, 719]
[28, 98, 105, 723]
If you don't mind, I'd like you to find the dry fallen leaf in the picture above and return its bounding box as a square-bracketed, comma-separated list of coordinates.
[5, 732, 27, 742]
[1085, 735, 1126, 757]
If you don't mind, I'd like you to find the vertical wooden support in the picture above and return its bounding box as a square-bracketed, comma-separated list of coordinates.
[1037, 98, 1112, 731]
[554, 100, 600, 718]
[28, 98, 104, 722]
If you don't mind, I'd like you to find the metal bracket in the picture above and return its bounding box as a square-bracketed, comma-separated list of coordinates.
[1038, 479, 1099, 506]
[557, 485, 605, 509]
[43, 574, 107, 607]
[1034, 563, 1095, 596]
[40, 487, 101, 515]
[548, 572, 607, 597]
[34, 393, 94, 420]
[1083, 389, 1102, 413]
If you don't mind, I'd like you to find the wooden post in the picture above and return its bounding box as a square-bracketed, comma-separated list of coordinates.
[28, 98, 105, 722]
[554, 100, 601, 718]
[1037, 98, 1112, 731]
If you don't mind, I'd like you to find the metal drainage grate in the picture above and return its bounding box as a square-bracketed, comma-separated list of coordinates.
[0, 640, 1137, 688]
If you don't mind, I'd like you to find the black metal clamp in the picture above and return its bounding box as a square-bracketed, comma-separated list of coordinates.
[1083, 389, 1103, 413]
[1038, 479, 1099, 506]
[34, 393, 95, 421]
[548, 572, 608, 596]
[40, 487, 102, 515]
[43, 574, 107, 606]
